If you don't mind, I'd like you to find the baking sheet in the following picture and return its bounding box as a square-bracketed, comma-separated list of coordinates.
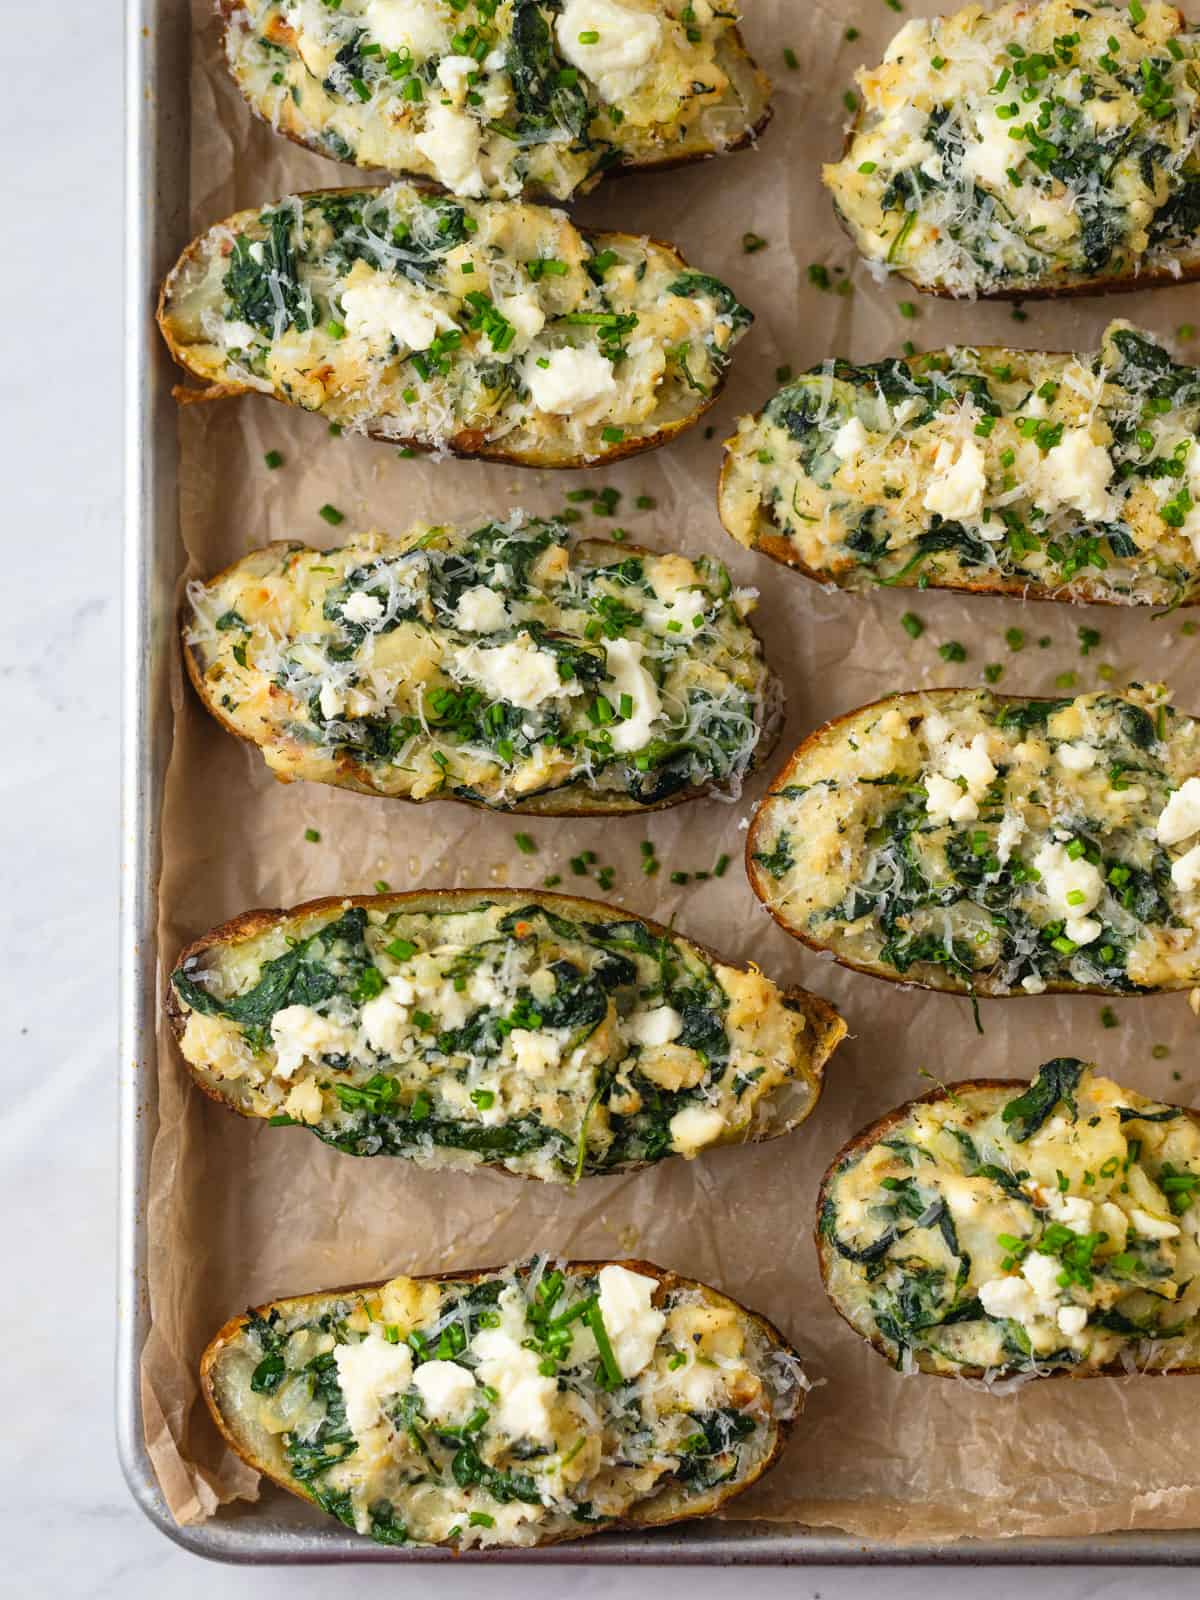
[139, 0, 1200, 1546]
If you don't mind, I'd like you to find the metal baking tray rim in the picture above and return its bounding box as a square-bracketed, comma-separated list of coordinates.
[117, 0, 1200, 1565]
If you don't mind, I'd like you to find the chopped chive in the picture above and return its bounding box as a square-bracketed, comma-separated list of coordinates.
[1100, 1006, 1119, 1028]
[897, 301, 917, 319]
[385, 938, 416, 961]
[900, 611, 924, 639]
[1152, 1042, 1170, 1059]
[939, 640, 967, 663]
[304, 827, 321, 843]
[374, 879, 390, 893]
[714, 853, 730, 878]
[319, 503, 345, 526]
[1005, 627, 1025, 651]
[263, 449, 284, 470]
[514, 832, 537, 854]
[783, 45, 799, 68]
[670, 871, 690, 885]
[742, 232, 768, 254]
[543, 874, 562, 887]
[984, 663, 1004, 683]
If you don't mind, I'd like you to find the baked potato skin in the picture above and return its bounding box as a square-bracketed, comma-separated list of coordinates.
[747, 687, 1200, 998]
[718, 324, 1200, 608]
[815, 1079, 1200, 1381]
[830, 112, 1200, 304]
[157, 189, 748, 469]
[182, 530, 782, 816]
[200, 1259, 801, 1547]
[216, 0, 772, 200]
[826, 1, 1200, 301]
[166, 886, 847, 1162]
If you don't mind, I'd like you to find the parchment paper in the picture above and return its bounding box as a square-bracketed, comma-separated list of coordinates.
[141, 0, 1200, 1543]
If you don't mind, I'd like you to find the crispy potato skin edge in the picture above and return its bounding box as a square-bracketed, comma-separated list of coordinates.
[199, 1258, 801, 1547]
[215, 0, 773, 193]
[815, 1077, 1200, 1381]
[165, 884, 847, 1155]
[745, 687, 1198, 997]
[157, 192, 742, 470]
[180, 535, 784, 815]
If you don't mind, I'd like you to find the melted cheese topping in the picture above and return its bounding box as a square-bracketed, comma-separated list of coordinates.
[207, 1263, 805, 1550]
[749, 687, 1200, 995]
[160, 184, 749, 464]
[721, 322, 1200, 607]
[223, 0, 760, 202]
[184, 516, 773, 810]
[172, 893, 836, 1182]
[822, 1063, 1200, 1377]
[824, 0, 1200, 296]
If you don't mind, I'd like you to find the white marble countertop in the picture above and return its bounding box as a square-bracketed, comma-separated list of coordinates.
[0, 4, 1165, 1594]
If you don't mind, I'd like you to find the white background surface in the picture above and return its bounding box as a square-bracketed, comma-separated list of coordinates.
[0, 2, 1184, 1593]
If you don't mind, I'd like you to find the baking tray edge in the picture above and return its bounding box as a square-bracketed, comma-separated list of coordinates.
[116, 0, 1200, 1565]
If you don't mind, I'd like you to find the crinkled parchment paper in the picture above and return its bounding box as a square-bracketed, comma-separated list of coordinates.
[141, 0, 1200, 1544]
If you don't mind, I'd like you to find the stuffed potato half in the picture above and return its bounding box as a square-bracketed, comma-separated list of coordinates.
[221, 0, 771, 201]
[201, 1258, 806, 1549]
[825, 0, 1200, 299]
[720, 322, 1200, 608]
[167, 888, 845, 1181]
[818, 1059, 1200, 1379]
[157, 184, 750, 466]
[184, 517, 780, 813]
[748, 686, 1200, 996]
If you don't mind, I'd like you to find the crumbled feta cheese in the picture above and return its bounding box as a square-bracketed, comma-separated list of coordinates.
[333, 1334, 413, 1439]
[831, 417, 870, 464]
[1056, 741, 1097, 773]
[596, 1265, 666, 1379]
[523, 346, 617, 416]
[978, 1275, 1037, 1323]
[1130, 1207, 1180, 1241]
[1158, 778, 1200, 846]
[471, 1327, 557, 1444]
[365, 0, 450, 59]
[669, 1103, 726, 1157]
[964, 111, 1016, 190]
[1171, 842, 1200, 892]
[458, 634, 572, 711]
[1021, 974, 1047, 995]
[922, 438, 987, 522]
[492, 293, 546, 354]
[945, 733, 997, 795]
[1046, 1192, 1094, 1231]
[343, 591, 385, 626]
[1038, 429, 1115, 521]
[996, 808, 1026, 865]
[603, 637, 661, 754]
[505, 1028, 564, 1076]
[1057, 1305, 1087, 1337]
[414, 103, 485, 196]
[453, 585, 508, 633]
[359, 977, 416, 1057]
[1033, 842, 1103, 941]
[925, 773, 978, 825]
[627, 1006, 683, 1048]
[1021, 1251, 1062, 1305]
[555, 0, 662, 102]
[270, 1005, 360, 1081]
[342, 276, 456, 353]
[411, 1358, 477, 1420]
[436, 53, 476, 101]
